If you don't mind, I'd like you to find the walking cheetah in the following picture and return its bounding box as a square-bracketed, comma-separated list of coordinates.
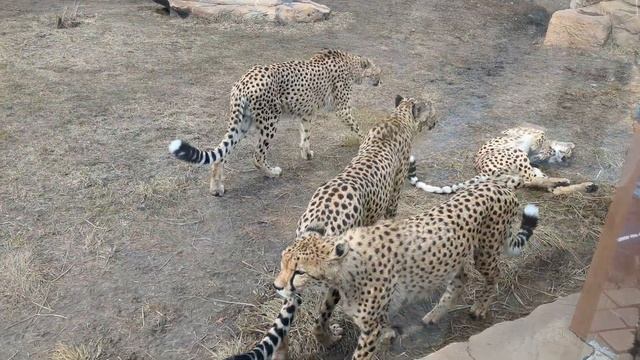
[274, 177, 539, 360]
[408, 126, 597, 196]
[168, 49, 381, 196]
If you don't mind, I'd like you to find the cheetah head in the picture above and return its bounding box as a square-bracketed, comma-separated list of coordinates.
[395, 95, 437, 132]
[531, 140, 575, 166]
[273, 226, 349, 298]
[352, 56, 381, 87]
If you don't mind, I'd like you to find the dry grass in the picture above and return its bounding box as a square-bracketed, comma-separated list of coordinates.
[0, 248, 45, 304]
[51, 342, 104, 360]
[56, 1, 82, 29]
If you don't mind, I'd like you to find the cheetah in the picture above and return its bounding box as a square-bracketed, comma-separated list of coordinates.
[274, 177, 539, 360]
[224, 294, 301, 360]
[168, 49, 381, 196]
[408, 126, 597, 196]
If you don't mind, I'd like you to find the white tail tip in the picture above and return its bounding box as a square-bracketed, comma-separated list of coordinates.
[169, 139, 182, 154]
[409, 155, 415, 162]
[524, 204, 539, 218]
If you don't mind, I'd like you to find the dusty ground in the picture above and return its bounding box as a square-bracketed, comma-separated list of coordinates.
[0, 0, 637, 359]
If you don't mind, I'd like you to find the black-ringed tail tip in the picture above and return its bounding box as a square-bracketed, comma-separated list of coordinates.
[168, 139, 212, 165]
[507, 203, 539, 256]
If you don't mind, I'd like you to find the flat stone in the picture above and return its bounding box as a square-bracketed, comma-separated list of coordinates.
[605, 288, 640, 307]
[155, 0, 331, 23]
[420, 294, 594, 360]
[544, 9, 612, 48]
[591, 309, 628, 331]
[612, 307, 639, 327]
[599, 329, 635, 353]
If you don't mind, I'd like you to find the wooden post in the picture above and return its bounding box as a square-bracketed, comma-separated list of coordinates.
[570, 132, 640, 339]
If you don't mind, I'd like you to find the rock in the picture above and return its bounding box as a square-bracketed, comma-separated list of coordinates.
[581, 0, 640, 48]
[154, 0, 331, 23]
[570, 0, 601, 10]
[544, 9, 612, 48]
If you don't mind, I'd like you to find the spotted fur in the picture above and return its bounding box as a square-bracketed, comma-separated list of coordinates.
[224, 294, 302, 360]
[409, 126, 597, 195]
[168, 49, 382, 196]
[274, 180, 538, 360]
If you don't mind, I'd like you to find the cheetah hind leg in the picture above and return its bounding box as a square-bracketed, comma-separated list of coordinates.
[209, 162, 225, 196]
[423, 272, 466, 325]
[298, 115, 314, 160]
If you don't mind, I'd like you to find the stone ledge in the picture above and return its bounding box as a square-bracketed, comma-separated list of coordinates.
[419, 294, 595, 360]
[154, 0, 331, 23]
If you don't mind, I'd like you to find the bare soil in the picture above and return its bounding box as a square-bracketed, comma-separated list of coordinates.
[0, 0, 636, 359]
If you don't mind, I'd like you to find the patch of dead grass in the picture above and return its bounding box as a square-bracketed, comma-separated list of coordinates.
[0, 248, 45, 303]
[51, 341, 104, 360]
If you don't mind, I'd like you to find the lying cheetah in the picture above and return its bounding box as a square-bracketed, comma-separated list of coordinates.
[409, 126, 597, 196]
[274, 177, 539, 360]
[168, 49, 381, 196]
[224, 294, 301, 360]
[229, 95, 436, 360]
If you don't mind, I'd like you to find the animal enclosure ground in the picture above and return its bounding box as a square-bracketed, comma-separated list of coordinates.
[0, 0, 637, 359]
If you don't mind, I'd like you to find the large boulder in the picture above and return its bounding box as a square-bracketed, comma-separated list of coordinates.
[544, 9, 612, 48]
[545, 0, 639, 49]
[585, 0, 640, 48]
[154, 0, 331, 23]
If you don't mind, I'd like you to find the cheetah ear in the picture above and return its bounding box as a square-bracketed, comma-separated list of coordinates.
[330, 240, 350, 260]
[412, 102, 427, 120]
[306, 224, 326, 236]
[395, 95, 404, 108]
[360, 58, 371, 69]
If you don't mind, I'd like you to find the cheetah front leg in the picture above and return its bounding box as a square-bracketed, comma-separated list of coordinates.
[253, 114, 283, 177]
[298, 113, 315, 160]
[336, 104, 364, 139]
[313, 288, 344, 346]
[423, 270, 467, 325]
[351, 321, 383, 360]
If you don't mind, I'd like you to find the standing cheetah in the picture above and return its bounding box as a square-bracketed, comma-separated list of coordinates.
[274, 177, 539, 360]
[168, 49, 381, 196]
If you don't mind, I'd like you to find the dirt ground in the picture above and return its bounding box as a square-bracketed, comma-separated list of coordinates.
[0, 0, 637, 359]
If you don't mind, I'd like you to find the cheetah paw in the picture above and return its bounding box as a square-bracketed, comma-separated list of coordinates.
[314, 324, 343, 346]
[267, 166, 282, 178]
[379, 327, 397, 349]
[300, 149, 314, 160]
[469, 304, 488, 320]
[209, 184, 225, 197]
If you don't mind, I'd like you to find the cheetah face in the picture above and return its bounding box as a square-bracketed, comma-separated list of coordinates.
[357, 57, 381, 87]
[546, 140, 575, 164]
[530, 140, 575, 166]
[273, 228, 349, 298]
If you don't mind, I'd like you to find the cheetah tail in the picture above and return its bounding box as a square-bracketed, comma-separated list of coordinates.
[506, 204, 539, 256]
[168, 97, 252, 166]
[407, 156, 488, 194]
[224, 294, 301, 360]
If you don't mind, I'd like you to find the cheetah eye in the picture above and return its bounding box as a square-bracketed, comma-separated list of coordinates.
[294, 270, 306, 275]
